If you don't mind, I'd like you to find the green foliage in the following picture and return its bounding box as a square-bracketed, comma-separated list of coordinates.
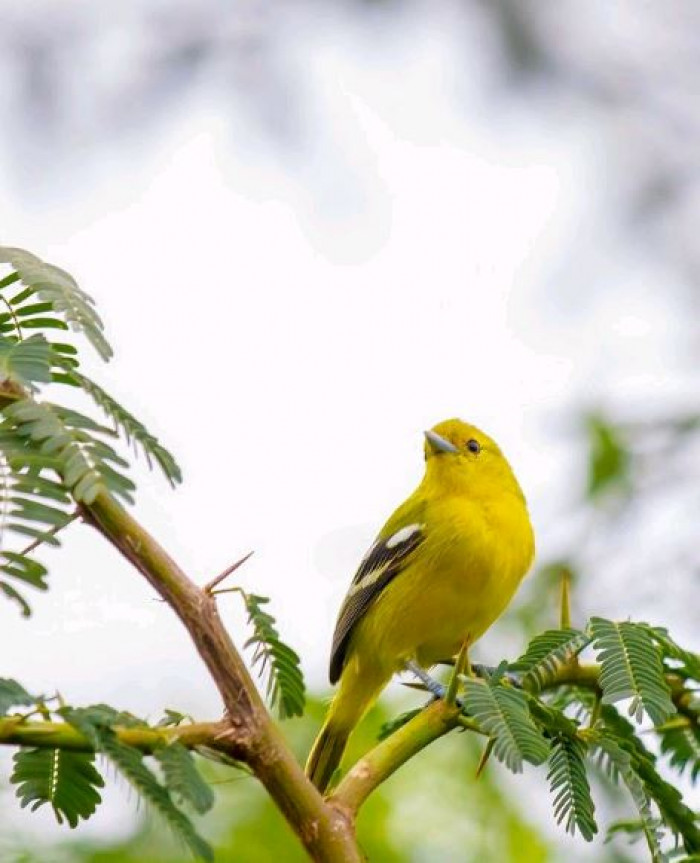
[0, 246, 111, 360]
[0, 678, 35, 715]
[11, 748, 104, 828]
[241, 592, 306, 719]
[596, 707, 700, 856]
[640, 624, 700, 681]
[594, 732, 666, 862]
[586, 413, 631, 499]
[461, 674, 550, 773]
[0, 246, 181, 615]
[2, 400, 135, 505]
[0, 334, 52, 387]
[154, 742, 215, 815]
[512, 628, 590, 691]
[547, 736, 597, 841]
[660, 722, 700, 783]
[72, 372, 182, 487]
[62, 706, 213, 861]
[590, 618, 676, 725]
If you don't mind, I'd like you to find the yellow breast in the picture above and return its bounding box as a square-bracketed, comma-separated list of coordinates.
[353, 492, 534, 672]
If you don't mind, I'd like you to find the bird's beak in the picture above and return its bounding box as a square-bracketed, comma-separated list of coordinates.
[424, 429, 459, 454]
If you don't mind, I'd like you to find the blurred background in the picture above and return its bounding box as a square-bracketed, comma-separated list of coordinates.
[1, 1, 699, 860]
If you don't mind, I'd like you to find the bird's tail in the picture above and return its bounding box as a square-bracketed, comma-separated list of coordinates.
[306, 659, 386, 792]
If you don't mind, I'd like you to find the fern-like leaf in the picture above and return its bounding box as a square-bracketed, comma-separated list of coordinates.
[640, 624, 700, 681]
[600, 706, 700, 854]
[11, 748, 104, 828]
[0, 334, 52, 387]
[590, 618, 676, 725]
[0, 246, 112, 361]
[63, 707, 212, 861]
[462, 677, 550, 773]
[594, 732, 667, 862]
[547, 736, 598, 841]
[71, 372, 182, 487]
[242, 593, 306, 719]
[660, 723, 700, 783]
[512, 628, 590, 691]
[154, 742, 215, 815]
[2, 398, 135, 505]
[0, 427, 76, 614]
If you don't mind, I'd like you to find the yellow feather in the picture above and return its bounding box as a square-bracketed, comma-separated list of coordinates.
[306, 418, 535, 791]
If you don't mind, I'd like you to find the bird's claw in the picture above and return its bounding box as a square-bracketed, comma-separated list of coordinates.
[405, 660, 464, 706]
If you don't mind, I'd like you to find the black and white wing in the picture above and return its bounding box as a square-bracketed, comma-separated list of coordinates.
[329, 521, 425, 684]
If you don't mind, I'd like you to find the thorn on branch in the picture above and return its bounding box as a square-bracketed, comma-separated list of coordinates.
[204, 551, 255, 596]
[475, 738, 495, 778]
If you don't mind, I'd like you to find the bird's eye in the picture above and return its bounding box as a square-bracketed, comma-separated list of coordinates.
[466, 439, 480, 454]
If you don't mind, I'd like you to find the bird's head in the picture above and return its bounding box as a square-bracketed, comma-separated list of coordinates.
[422, 418, 525, 500]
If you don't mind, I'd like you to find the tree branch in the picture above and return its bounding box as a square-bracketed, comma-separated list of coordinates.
[0, 717, 228, 753]
[81, 491, 361, 863]
[330, 700, 461, 816]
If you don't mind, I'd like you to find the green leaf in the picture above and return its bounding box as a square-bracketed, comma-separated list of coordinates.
[0, 246, 112, 361]
[462, 677, 550, 773]
[0, 422, 77, 615]
[157, 709, 189, 728]
[660, 722, 700, 783]
[511, 628, 590, 691]
[71, 372, 182, 487]
[0, 678, 35, 715]
[547, 736, 598, 841]
[0, 552, 49, 615]
[154, 742, 215, 815]
[600, 706, 700, 854]
[60, 703, 146, 729]
[1, 551, 48, 587]
[594, 732, 666, 862]
[0, 334, 52, 386]
[526, 694, 580, 737]
[242, 593, 306, 719]
[0, 580, 31, 615]
[590, 618, 676, 725]
[2, 398, 135, 506]
[586, 413, 631, 499]
[11, 748, 103, 828]
[640, 624, 700, 681]
[62, 708, 212, 861]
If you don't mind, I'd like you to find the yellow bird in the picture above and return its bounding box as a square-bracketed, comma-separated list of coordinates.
[306, 418, 535, 792]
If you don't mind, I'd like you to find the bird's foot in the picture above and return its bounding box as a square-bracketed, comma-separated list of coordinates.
[405, 661, 522, 709]
[404, 660, 448, 699]
[404, 660, 465, 706]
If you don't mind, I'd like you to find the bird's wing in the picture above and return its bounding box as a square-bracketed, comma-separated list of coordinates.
[329, 505, 426, 684]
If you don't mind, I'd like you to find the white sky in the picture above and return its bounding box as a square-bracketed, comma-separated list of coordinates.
[0, 7, 693, 853]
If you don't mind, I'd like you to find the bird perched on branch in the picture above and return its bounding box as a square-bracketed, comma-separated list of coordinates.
[306, 418, 535, 792]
